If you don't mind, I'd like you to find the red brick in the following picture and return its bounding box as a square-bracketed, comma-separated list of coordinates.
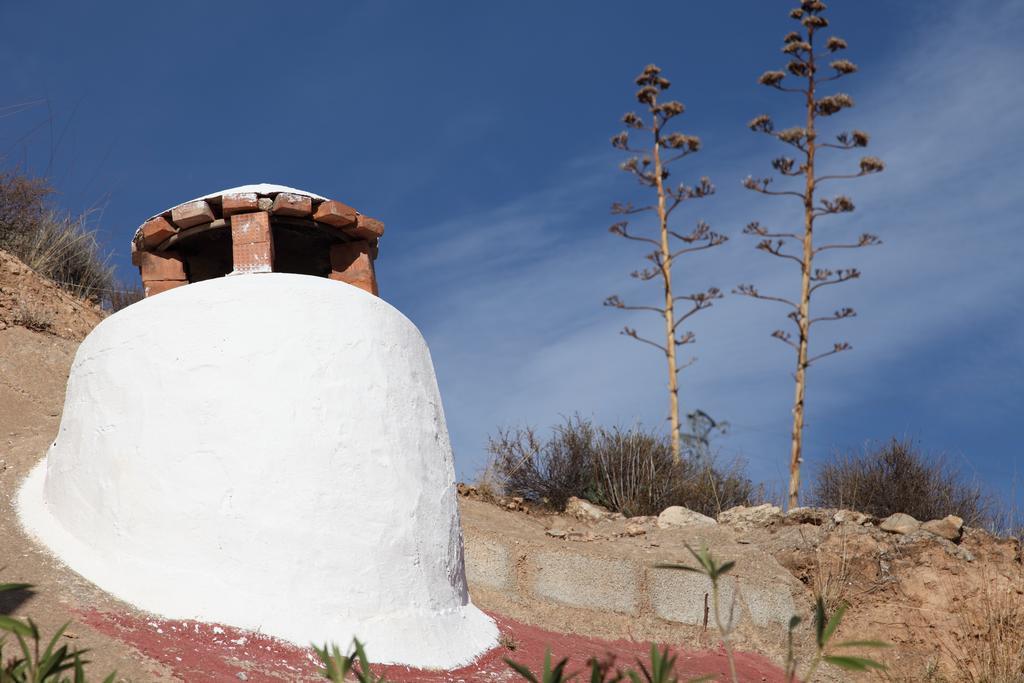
[329, 241, 378, 296]
[230, 211, 272, 244]
[130, 240, 143, 266]
[140, 217, 177, 248]
[170, 200, 215, 228]
[143, 280, 186, 297]
[232, 240, 275, 274]
[139, 251, 187, 282]
[222, 192, 259, 217]
[344, 215, 385, 241]
[270, 193, 312, 217]
[313, 200, 358, 229]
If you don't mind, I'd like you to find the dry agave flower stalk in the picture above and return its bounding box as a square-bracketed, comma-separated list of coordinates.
[736, 0, 885, 509]
[606, 64, 726, 463]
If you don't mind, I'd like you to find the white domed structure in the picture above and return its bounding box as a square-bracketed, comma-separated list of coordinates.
[18, 187, 497, 668]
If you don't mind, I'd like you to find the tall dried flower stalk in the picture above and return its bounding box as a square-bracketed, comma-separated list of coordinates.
[737, 1, 884, 509]
[606, 64, 727, 463]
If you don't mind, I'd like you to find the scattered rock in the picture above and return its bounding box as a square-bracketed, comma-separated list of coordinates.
[656, 505, 717, 529]
[545, 529, 567, 538]
[565, 496, 612, 522]
[833, 509, 870, 525]
[922, 515, 964, 542]
[880, 512, 921, 535]
[623, 522, 647, 537]
[719, 504, 782, 530]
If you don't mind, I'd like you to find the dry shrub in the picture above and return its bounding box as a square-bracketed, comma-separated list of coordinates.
[12, 300, 53, 332]
[810, 438, 989, 525]
[0, 170, 114, 303]
[485, 416, 755, 517]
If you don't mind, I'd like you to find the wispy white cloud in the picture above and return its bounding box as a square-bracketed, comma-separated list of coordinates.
[384, 2, 1024, 495]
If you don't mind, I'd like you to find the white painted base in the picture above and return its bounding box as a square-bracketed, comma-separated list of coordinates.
[17, 273, 497, 668]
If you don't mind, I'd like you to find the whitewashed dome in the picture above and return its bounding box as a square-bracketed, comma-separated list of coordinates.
[18, 273, 498, 668]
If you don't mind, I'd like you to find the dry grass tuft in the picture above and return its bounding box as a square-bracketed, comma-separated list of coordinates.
[0, 170, 115, 303]
[946, 580, 1024, 683]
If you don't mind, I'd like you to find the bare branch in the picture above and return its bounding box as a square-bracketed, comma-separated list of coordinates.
[815, 233, 881, 253]
[809, 307, 856, 325]
[756, 238, 804, 265]
[603, 295, 664, 314]
[611, 201, 654, 215]
[809, 268, 861, 294]
[622, 326, 667, 354]
[771, 329, 799, 349]
[807, 342, 852, 365]
[675, 331, 696, 346]
[608, 221, 660, 246]
[672, 287, 723, 330]
[742, 176, 805, 198]
[733, 283, 799, 309]
[744, 221, 800, 239]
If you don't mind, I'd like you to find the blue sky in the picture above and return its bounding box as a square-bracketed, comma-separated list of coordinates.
[2, 2, 1022, 509]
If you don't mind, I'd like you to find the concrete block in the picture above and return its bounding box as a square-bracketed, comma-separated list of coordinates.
[464, 537, 511, 590]
[650, 566, 737, 625]
[534, 552, 638, 614]
[739, 581, 796, 627]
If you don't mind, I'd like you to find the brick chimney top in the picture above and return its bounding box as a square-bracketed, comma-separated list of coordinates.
[131, 184, 382, 298]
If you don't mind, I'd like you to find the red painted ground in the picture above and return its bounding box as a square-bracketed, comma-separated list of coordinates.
[79, 609, 785, 682]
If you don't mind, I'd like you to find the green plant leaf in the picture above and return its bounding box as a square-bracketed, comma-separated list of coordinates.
[653, 563, 701, 573]
[814, 597, 826, 648]
[788, 615, 802, 631]
[835, 640, 891, 649]
[715, 560, 736, 577]
[505, 656, 540, 683]
[821, 601, 847, 646]
[0, 583, 32, 593]
[0, 615, 32, 638]
[822, 655, 886, 671]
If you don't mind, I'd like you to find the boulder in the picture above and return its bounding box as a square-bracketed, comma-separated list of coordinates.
[656, 505, 717, 529]
[880, 512, 921, 535]
[564, 496, 612, 522]
[922, 515, 964, 542]
[718, 504, 782, 530]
